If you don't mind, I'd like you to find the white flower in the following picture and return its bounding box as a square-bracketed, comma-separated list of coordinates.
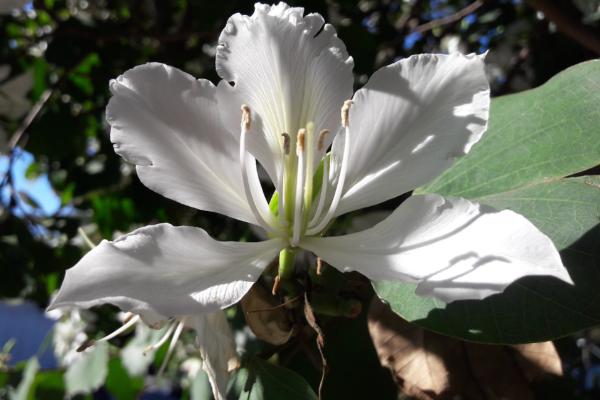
[49, 0, 572, 345]
[46, 307, 89, 367]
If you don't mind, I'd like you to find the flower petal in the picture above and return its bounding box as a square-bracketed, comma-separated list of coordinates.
[49, 224, 284, 316]
[216, 3, 354, 188]
[334, 53, 490, 216]
[301, 194, 572, 303]
[190, 312, 240, 400]
[107, 63, 259, 225]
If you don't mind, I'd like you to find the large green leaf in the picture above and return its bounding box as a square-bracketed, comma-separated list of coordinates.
[375, 61, 600, 344]
[420, 60, 600, 198]
[227, 357, 318, 400]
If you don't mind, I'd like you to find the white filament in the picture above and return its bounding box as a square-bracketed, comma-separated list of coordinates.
[96, 314, 140, 343]
[240, 122, 277, 231]
[158, 318, 185, 375]
[144, 322, 176, 354]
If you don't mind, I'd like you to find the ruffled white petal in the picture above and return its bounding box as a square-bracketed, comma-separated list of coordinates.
[107, 63, 260, 226]
[190, 312, 240, 400]
[48, 224, 284, 316]
[334, 53, 490, 216]
[301, 194, 572, 303]
[215, 3, 354, 189]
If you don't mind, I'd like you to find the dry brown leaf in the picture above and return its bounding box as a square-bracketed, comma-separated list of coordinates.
[368, 297, 469, 399]
[465, 342, 534, 400]
[367, 298, 563, 400]
[240, 284, 295, 345]
[510, 342, 563, 380]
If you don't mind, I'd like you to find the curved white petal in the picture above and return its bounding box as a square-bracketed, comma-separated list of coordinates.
[107, 63, 259, 225]
[301, 194, 572, 303]
[48, 224, 285, 316]
[334, 53, 490, 216]
[190, 312, 239, 400]
[215, 3, 354, 188]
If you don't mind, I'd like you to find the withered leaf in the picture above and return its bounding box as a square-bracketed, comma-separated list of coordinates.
[241, 284, 295, 346]
[368, 298, 562, 399]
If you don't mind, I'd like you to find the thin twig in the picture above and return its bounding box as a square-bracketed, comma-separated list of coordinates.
[412, 0, 484, 33]
[7, 89, 52, 150]
[304, 293, 327, 400]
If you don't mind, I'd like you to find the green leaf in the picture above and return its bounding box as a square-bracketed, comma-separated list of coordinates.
[32, 370, 65, 400]
[64, 341, 109, 396]
[227, 357, 318, 400]
[377, 60, 600, 344]
[105, 358, 144, 400]
[418, 60, 600, 198]
[8, 357, 39, 400]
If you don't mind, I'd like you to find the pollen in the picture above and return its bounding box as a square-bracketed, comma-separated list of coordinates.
[317, 129, 330, 151]
[241, 104, 252, 132]
[297, 128, 306, 154]
[281, 133, 291, 155]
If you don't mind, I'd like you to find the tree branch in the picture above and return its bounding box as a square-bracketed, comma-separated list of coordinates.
[527, 0, 600, 55]
[412, 0, 484, 33]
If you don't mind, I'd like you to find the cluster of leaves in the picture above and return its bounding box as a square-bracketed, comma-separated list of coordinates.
[1, 0, 599, 399]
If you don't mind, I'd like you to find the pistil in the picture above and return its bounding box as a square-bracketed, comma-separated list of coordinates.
[291, 128, 306, 247]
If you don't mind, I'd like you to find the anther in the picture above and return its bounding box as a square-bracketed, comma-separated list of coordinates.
[317, 129, 330, 151]
[281, 133, 291, 155]
[297, 128, 306, 154]
[241, 104, 252, 132]
[341, 100, 353, 128]
[76, 339, 96, 352]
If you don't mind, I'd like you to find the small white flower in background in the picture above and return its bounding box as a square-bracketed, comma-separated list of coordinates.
[48, 0, 573, 395]
[45, 307, 89, 367]
[440, 34, 466, 54]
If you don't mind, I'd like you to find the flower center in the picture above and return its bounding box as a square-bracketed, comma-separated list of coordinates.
[239, 100, 353, 246]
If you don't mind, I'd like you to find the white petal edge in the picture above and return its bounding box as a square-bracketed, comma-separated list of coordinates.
[190, 312, 240, 400]
[215, 2, 354, 190]
[107, 63, 260, 226]
[301, 194, 572, 303]
[333, 53, 490, 216]
[48, 223, 285, 316]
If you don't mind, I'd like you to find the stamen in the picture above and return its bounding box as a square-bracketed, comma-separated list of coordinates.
[317, 129, 330, 152]
[291, 128, 307, 247]
[281, 133, 291, 155]
[239, 105, 277, 231]
[77, 314, 141, 352]
[158, 318, 186, 375]
[307, 101, 353, 235]
[143, 322, 176, 355]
